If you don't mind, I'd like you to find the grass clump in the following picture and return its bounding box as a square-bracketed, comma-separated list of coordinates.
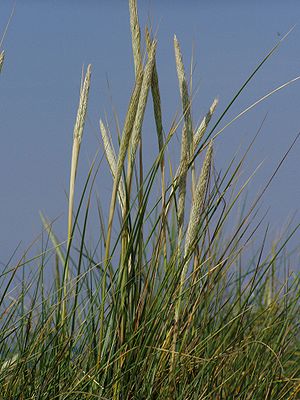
[1, 1, 300, 399]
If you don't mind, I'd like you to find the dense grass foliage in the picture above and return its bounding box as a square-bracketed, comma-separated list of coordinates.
[1, 1, 300, 398]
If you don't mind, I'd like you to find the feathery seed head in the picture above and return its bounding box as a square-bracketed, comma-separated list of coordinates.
[129, 0, 142, 76]
[194, 97, 219, 149]
[100, 119, 126, 211]
[174, 35, 186, 99]
[73, 64, 91, 144]
[130, 40, 157, 164]
[184, 140, 213, 257]
[0, 51, 4, 73]
[100, 119, 117, 174]
[174, 35, 193, 159]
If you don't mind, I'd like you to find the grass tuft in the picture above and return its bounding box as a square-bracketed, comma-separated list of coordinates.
[1, 1, 300, 399]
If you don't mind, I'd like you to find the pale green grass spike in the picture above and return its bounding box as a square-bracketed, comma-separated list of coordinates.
[128, 39, 157, 182]
[100, 119, 126, 212]
[129, 0, 142, 76]
[0, 51, 4, 73]
[194, 98, 219, 150]
[184, 140, 213, 258]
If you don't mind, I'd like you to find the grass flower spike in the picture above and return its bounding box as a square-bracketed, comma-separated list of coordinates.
[68, 64, 92, 243]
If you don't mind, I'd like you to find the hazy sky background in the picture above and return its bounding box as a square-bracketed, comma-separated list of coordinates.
[1, 0, 300, 266]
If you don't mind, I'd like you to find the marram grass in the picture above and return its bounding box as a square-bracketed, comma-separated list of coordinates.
[100, 119, 126, 213]
[0, 51, 4, 73]
[1, 1, 300, 399]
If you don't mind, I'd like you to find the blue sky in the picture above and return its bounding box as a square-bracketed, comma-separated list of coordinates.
[1, 0, 300, 265]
